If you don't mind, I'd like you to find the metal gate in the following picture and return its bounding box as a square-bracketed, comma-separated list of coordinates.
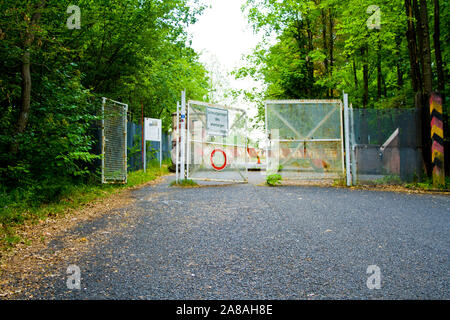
[102, 97, 128, 184]
[186, 101, 248, 183]
[265, 100, 344, 180]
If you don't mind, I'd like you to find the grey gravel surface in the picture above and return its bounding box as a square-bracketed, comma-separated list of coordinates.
[22, 176, 450, 299]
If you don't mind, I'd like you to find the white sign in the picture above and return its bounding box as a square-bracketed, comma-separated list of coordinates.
[144, 118, 161, 142]
[207, 107, 228, 136]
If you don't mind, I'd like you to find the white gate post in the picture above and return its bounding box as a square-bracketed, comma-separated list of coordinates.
[159, 119, 162, 168]
[143, 118, 146, 173]
[350, 103, 357, 185]
[176, 102, 180, 183]
[180, 90, 186, 180]
[344, 92, 352, 186]
[101, 97, 106, 184]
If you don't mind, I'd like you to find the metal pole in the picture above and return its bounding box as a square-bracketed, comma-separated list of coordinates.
[176, 102, 180, 183]
[101, 97, 106, 184]
[186, 101, 190, 180]
[124, 104, 128, 184]
[180, 90, 186, 180]
[141, 101, 144, 171]
[344, 92, 352, 186]
[160, 120, 162, 168]
[143, 118, 146, 173]
[350, 103, 357, 185]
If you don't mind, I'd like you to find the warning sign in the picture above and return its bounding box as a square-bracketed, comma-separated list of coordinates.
[207, 107, 228, 136]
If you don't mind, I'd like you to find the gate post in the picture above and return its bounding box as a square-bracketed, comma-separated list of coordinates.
[344, 93, 352, 186]
[180, 90, 186, 180]
[430, 93, 445, 187]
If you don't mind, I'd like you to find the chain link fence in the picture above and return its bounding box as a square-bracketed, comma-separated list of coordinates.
[102, 98, 128, 184]
[187, 101, 248, 183]
[266, 100, 344, 180]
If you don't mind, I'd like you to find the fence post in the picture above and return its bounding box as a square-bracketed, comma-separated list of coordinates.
[176, 102, 180, 183]
[180, 90, 186, 180]
[344, 93, 352, 186]
[350, 103, 357, 185]
[430, 92, 445, 187]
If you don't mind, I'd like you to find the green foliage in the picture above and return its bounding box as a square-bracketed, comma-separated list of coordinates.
[0, 1, 210, 206]
[266, 174, 282, 187]
[239, 0, 449, 125]
[0, 164, 169, 249]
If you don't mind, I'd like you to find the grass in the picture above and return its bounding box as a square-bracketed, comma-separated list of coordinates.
[405, 176, 450, 191]
[0, 163, 169, 249]
[170, 179, 198, 187]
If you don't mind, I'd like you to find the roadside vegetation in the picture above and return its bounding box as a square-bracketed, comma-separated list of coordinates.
[0, 163, 169, 249]
[0, 1, 208, 249]
[170, 179, 198, 187]
[266, 174, 283, 187]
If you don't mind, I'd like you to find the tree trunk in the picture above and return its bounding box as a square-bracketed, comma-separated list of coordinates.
[404, 0, 421, 93]
[11, 2, 45, 155]
[413, 0, 425, 91]
[418, 0, 433, 176]
[377, 33, 382, 101]
[433, 0, 448, 175]
[321, 10, 328, 98]
[305, 18, 314, 96]
[18, 51, 32, 135]
[433, 0, 445, 95]
[353, 58, 358, 90]
[418, 0, 433, 95]
[329, 9, 334, 97]
[395, 36, 404, 88]
[361, 46, 369, 108]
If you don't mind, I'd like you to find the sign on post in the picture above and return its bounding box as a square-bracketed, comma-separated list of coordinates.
[207, 107, 228, 136]
[143, 118, 162, 171]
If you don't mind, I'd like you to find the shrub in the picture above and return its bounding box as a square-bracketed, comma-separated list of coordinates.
[266, 174, 282, 187]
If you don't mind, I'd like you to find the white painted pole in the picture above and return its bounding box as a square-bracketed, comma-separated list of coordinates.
[186, 101, 190, 180]
[143, 118, 146, 173]
[175, 102, 180, 183]
[350, 103, 357, 185]
[159, 119, 162, 168]
[344, 92, 351, 186]
[101, 97, 106, 184]
[180, 90, 186, 180]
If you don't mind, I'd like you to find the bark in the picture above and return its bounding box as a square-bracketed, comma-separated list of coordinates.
[433, 0, 445, 95]
[413, 0, 425, 90]
[361, 46, 369, 108]
[321, 10, 328, 98]
[418, 0, 433, 95]
[396, 36, 404, 88]
[11, 1, 45, 155]
[404, 0, 421, 93]
[418, 0, 433, 176]
[377, 33, 382, 100]
[353, 58, 358, 90]
[328, 9, 334, 97]
[433, 0, 448, 175]
[305, 18, 314, 96]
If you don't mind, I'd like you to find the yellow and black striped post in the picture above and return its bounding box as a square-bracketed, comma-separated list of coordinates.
[430, 93, 445, 187]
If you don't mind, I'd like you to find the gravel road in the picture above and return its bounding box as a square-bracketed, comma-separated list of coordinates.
[13, 175, 450, 299]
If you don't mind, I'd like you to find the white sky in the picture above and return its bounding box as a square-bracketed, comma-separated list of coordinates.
[187, 0, 263, 108]
[186, 0, 277, 142]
